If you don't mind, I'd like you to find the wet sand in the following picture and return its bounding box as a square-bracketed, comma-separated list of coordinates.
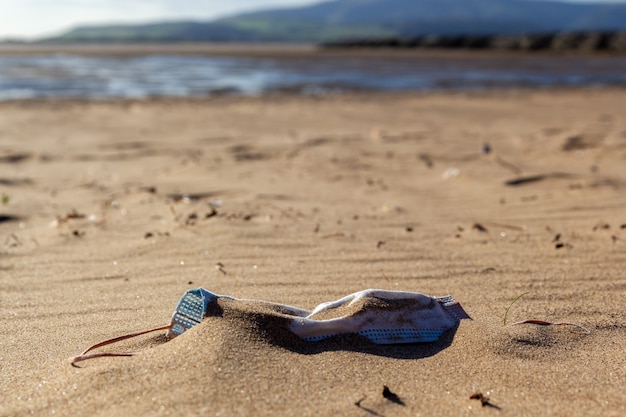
[0, 41, 613, 57]
[0, 42, 318, 57]
[0, 89, 625, 416]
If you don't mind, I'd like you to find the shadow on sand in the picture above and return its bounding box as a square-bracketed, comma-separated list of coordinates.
[215, 302, 460, 360]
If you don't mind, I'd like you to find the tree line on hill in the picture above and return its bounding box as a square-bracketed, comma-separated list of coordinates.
[322, 31, 626, 53]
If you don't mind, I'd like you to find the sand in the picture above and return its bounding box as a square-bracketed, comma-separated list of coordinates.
[0, 89, 625, 416]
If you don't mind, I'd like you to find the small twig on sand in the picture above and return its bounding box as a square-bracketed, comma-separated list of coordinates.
[495, 155, 522, 175]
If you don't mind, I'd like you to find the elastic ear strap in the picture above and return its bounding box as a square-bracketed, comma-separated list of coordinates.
[69, 324, 172, 365]
[70, 352, 135, 365]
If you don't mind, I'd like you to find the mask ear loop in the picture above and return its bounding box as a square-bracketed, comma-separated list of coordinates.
[69, 324, 173, 366]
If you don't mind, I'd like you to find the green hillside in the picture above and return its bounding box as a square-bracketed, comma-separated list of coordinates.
[44, 0, 626, 43]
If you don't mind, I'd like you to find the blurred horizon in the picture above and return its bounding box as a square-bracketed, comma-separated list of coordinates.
[2, 0, 626, 41]
[1, 0, 318, 40]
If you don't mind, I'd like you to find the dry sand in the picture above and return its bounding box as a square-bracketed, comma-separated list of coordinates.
[0, 89, 625, 416]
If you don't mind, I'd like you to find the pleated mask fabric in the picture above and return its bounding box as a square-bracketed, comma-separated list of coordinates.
[169, 288, 470, 344]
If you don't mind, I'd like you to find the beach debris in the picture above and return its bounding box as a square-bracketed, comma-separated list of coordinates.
[494, 155, 521, 175]
[185, 212, 199, 225]
[1, 193, 9, 205]
[441, 167, 460, 180]
[70, 288, 470, 365]
[592, 221, 610, 231]
[165, 288, 471, 343]
[376, 240, 386, 249]
[562, 135, 590, 151]
[287, 289, 470, 344]
[469, 391, 500, 409]
[503, 293, 588, 332]
[473, 223, 488, 233]
[511, 320, 591, 334]
[418, 153, 434, 168]
[215, 262, 227, 275]
[144, 231, 169, 239]
[56, 209, 86, 223]
[205, 207, 218, 218]
[0, 152, 32, 164]
[503, 292, 529, 325]
[382, 385, 405, 406]
[505, 172, 574, 187]
[138, 186, 157, 194]
[168, 191, 221, 203]
[0, 214, 20, 224]
[504, 174, 547, 186]
[0, 177, 33, 186]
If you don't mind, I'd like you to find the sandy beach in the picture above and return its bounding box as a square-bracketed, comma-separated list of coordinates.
[1, 89, 625, 416]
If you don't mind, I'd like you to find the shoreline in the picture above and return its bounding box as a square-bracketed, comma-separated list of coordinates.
[2, 41, 626, 58]
[0, 84, 625, 107]
[0, 42, 318, 57]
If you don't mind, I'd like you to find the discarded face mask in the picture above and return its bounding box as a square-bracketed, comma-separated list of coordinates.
[70, 288, 470, 364]
[169, 288, 471, 343]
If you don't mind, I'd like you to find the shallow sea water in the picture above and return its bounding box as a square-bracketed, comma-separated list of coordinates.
[1, 52, 626, 100]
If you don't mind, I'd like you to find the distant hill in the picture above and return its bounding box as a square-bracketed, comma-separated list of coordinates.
[47, 22, 255, 42]
[44, 0, 626, 43]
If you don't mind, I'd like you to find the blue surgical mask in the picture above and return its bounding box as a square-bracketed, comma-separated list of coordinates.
[70, 288, 470, 365]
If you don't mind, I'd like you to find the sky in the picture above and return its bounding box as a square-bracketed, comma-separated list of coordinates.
[1, 0, 625, 40]
[0, 0, 318, 39]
